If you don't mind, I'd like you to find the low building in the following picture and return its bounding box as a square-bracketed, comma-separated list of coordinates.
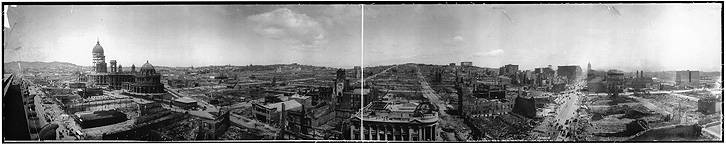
[77, 110, 128, 128]
[472, 83, 506, 99]
[465, 99, 512, 117]
[68, 82, 86, 89]
[630, 71, 656, 90]
[349, 101, 440, 141]
[460, 62, 473, 67]
[79, 88, 104, 98]
[252, 100, 303, 124]
[698, 98, 722, 114]
[173, 97, 198, 110]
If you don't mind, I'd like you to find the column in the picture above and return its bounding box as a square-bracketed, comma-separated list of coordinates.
[394, 126, 403, 141]
[424, 126, 429, 141]
[408, 126, 413, 141]
[399, 126, 404, 141]
[418, 126, 423, 141]
[431, 125, 436, 141]
[394, 126, 400, 140]
[384, 125, 388, 141]
[350, 125, 355, 140]
[391, 126, 397, 141]
[368, 125, 372, 140]
[371, 125, 378, 140]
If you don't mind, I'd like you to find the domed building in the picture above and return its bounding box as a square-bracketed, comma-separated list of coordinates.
[123, 61, 165, 93]
[350, 100, 439, 141]
[87, 40, 164, 94]
[92, 40, 107, 73]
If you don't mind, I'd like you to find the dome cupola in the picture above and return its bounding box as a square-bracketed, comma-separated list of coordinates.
[139, 60, 156, 75]
[92, 40, 104, 53]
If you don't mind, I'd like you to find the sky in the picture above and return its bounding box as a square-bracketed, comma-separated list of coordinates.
[364, 4, 722, 71]
[3, 5, 362, 68]
[3, 4, 722, 72]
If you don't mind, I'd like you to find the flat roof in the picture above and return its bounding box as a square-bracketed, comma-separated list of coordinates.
[174, 97, 198, 103]
[264, 100, 302, 112]
[356, 101, 439, 123]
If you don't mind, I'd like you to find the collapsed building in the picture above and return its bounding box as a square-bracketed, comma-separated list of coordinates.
[697, 97, 723, 114]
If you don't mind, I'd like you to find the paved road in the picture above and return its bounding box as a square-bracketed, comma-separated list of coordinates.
[550, 83, 585, 141]
[414, 65, 449, 141]
[355, 65, 399, 84]
[414, 66, 448, 114]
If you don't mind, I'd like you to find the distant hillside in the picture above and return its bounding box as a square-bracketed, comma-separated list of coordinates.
[3, 61, 82, 73]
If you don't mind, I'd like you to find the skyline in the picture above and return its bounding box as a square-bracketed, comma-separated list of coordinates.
[364, 4, 722, 71]
[3, 5, 362, 68]
[3, 4, 723, 71]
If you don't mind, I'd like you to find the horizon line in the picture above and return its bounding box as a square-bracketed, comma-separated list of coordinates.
[4, 60, 722, 72]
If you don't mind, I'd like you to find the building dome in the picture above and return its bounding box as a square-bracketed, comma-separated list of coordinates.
[139, 60, 156, 75]
[92, 41, 104, 53]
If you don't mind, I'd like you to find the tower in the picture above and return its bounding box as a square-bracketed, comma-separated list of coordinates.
[332, 69, 346, 100]
[131, 64, 136, 72]
[110, 60, 117, 73]
[92, 40, 107, 73]
[587, 62, 591, 71]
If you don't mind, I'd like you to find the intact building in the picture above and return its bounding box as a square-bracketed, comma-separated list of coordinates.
[460, 62, 473, 67]
[499, 64, 519, 76]
[557, 65, 583, 81]
[675, 70, 700, 87]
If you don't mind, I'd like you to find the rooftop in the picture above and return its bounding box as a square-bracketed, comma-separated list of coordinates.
[264, 100, 303, 112]
[174, 97, 198, 103]
[355, 101, 439, 124]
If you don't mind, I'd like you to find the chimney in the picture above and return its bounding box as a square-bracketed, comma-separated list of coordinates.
[280, 103, 286, 130]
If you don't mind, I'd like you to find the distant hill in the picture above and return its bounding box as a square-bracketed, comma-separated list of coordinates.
[3, 61, 82, 73]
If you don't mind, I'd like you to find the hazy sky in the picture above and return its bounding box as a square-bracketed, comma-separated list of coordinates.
[365, 4, 722, 71]
[3, 4, 722, 71]
[3, 5, 362, 68]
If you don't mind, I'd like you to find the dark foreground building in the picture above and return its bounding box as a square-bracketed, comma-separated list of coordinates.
[512, 96, 536, 118]
[3, 74, 33, 140]
[77, 110, 128, 128]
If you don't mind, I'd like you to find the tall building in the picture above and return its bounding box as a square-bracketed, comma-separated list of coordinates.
[675, 70, 700, 86]
[557, 65, 583, 81]
[606, 70, 625, 95]
[587, 62, 591, 71]
[499, 64, 519, 76]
